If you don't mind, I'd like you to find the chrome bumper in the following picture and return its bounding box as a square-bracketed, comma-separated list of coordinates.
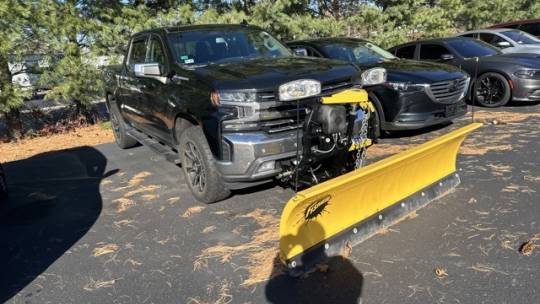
[216, 130, 300, 182]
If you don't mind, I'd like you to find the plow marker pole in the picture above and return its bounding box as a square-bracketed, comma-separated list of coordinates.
[279, 123, 482, 275]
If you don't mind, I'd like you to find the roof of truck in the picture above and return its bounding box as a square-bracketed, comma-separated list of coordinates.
[132, 24, 262, 37]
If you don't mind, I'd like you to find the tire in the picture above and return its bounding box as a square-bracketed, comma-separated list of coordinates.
[179, 126, 230, 203]
[108, 98, 138, 149]
[473, 72, 511, 108]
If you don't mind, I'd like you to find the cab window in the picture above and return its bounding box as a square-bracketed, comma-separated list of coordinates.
[147, 36, 167, 72]
[394, 45, 416, 59]
[460, 33, 477, 39]
[128, 37, 148, 70]
[479, 33, 510, 48]
[419, 44, 451, 60]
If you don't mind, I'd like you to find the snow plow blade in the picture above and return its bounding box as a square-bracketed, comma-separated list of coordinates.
[279, 123, 482, 275]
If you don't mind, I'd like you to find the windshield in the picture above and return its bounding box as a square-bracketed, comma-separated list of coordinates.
[500, 29, 540, 45]
[167, 29, 291, 66]
[321, 40, 395, 65]
[447, 39, 501, 58]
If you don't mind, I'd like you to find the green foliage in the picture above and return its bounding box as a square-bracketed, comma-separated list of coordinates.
[3, 0, 540, 120]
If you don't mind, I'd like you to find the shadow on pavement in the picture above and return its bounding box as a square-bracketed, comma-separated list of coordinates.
[265, 220, 363, 304]
[382, 121, 452, 139]
[0, 146, 115, 302]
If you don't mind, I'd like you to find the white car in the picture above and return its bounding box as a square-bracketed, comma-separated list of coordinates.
[456, 28, 540, 54]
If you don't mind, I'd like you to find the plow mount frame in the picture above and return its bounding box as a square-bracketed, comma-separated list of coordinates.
[279, 123, 482, 276]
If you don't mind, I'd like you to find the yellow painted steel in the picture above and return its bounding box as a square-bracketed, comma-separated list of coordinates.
[279, 123, 482, 263]
[321, 89, 376, 112]
[321, 88, 375, 151]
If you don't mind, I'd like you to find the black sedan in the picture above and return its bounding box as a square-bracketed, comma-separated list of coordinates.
[0, 163, 7, 199]
[389, 37, 540, 107]
[287, 38, 469, 135]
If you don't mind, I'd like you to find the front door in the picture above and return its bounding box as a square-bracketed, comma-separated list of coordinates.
[118, 35, 148, 128]
[137, 34, 174, 144]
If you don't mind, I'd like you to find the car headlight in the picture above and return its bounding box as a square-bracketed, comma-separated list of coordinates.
[279, 79, 321, 101]
[514, 70, 540, 79]
[361, 68, 387, 86]
[215, 90, 257, 104]
[384, 81, 425, 92]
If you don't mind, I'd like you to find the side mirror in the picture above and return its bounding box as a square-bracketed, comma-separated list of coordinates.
[496, 41, 511, 48]
[440, 54, 454, 61]
[134, 63, 161, 77]
[293, 48, 308, 57]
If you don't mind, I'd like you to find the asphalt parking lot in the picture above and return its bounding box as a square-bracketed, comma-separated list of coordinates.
[2, 105, 540, 304]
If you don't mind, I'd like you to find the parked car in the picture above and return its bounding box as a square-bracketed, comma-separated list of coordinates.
[0, 163, 7, 199]
[456, 29, 540, 54]
[105, 24, 385, 203]
[389, 37, 540, 107]
[489, 18, 540, 39]
[287, 38, 469, 135]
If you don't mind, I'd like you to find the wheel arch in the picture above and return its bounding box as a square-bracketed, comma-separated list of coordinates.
[172, 113, 199, 146]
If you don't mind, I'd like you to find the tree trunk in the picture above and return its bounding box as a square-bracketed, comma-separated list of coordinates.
[5, 109, 23, 139]
[73, 99, 95, 124]
[0, 53, 24, 139]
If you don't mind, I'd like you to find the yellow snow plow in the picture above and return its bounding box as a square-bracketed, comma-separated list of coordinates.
[279, 122, 482, 275]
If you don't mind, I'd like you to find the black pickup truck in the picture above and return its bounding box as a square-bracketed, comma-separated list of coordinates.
[105, 24, 385, 203]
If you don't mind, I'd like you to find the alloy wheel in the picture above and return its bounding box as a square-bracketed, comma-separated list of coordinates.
[183, 141, 206, 193]
[475, 76, 505, 105]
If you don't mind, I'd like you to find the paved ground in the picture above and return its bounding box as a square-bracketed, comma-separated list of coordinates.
[2, 105, 540, 304]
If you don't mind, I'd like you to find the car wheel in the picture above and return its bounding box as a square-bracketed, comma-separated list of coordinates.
[179, 126, 230, 203]
[0, 164, 7, 199]
[108, 98, 138, 149]
[474, 73, 511, 108]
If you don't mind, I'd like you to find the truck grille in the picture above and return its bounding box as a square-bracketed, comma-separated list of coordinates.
[255, 79, 354, 133]
[427, 77, 469, 104]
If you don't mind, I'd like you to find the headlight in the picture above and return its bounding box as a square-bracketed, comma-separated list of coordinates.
[361, 68, 387, 86]
[384, 82, 425, 92]
[216, 90, 257, 104]
[514, 70, 540, 79]
[279, 79, 321, 101]
[385, 82, 411, 91]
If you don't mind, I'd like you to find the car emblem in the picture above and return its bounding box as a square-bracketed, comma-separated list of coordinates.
[449, 80, 460, 91]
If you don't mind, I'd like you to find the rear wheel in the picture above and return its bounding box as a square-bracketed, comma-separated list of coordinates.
[474, 73, 511, 108]
[179, 126, 230, 203]
[108, 97, 137, 149]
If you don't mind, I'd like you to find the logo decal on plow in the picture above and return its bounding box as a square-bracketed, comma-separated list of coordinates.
[303, 195, 332, 221]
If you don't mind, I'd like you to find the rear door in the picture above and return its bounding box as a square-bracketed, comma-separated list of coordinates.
[118, 35, 149, 128]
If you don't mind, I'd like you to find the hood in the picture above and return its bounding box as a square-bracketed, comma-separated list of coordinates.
[482, 53, 540, 68]
[192, 57, 359, 91]
[357, 59, 468, 84]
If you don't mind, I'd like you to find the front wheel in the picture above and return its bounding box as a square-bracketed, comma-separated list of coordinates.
[179, 126, 230, 203]
[474, 73, 511, 108]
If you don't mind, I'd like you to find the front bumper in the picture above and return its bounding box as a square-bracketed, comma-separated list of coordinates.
[511, 77, 540, 102]
[216, 130, 300, 185]
[372, 88, 468, 131]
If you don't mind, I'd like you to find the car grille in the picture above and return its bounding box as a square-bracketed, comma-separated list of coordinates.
[427, 77, 469, 104]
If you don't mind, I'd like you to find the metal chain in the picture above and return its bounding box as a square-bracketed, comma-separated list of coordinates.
[354, 110, 370, 169]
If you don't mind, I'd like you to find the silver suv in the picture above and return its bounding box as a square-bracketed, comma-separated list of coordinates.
[456, 28, 540, 54]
